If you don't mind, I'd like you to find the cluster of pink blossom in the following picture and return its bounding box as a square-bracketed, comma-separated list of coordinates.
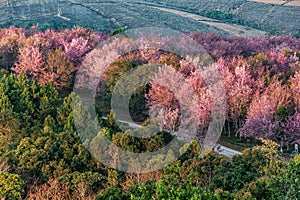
[0, 26, 106, 87]
[0, 26, 299, 144]
[11, 45, 44, 79]
[146, 34, 300, 144]
[187, 33, 300, 58]
[75, 30, 300, 143]
[284, 112, 300, 144]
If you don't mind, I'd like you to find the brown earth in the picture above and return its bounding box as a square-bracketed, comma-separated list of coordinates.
[248, 0, 300, 6]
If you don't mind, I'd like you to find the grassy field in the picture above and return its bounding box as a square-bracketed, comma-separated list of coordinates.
[1, 0, 299, 36]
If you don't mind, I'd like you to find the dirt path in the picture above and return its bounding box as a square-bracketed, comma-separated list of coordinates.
[151, 6, 267, 37]
[283, 0, 300, 6]
[247, 0, 300, 6]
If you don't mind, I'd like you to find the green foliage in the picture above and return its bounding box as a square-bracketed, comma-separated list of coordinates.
[96, 187, 130, 200]
[210, 148, 266, 193]
[112, 132, 142, 153]
[235, 177, 271, 200]
[266, 159, 300, 199]
[38, 83, 59, 118]
[159, 54, 181, 70]
[127, 181, 155, 200]
[43, 115, 56, 133]
[56, 92, 74, 129]
[0, 72, 100, 187]
[0, 90, 21, 155]
[1, 27, 300, 199]
[106, 110, 119, 131]
[129, 90, 148, 122]
[276, 105, 290, 122]
[198, 9, 235, 21]
[180, 151, 227, 188]
[103, 60, 133, 92]
[60, 171, 105, 194]
[111, 28, 126, 36]
[43, 47, 76, 89]
[197, 9, 278, 35]
[0, 172, 24, 199]
[100, 60, 150, 121]
[107, 169, 119, 187]
[96, 178, 221, 200]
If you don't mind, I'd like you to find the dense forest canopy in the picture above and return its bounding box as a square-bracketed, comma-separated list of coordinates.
[0, 26, 299, 199]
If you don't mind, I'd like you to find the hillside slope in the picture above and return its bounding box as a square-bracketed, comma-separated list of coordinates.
[0, 0, 299, 36]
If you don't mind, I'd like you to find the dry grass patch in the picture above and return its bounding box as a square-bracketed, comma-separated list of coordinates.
[247, 0, 300, 6]
[285, 0, 300, 6]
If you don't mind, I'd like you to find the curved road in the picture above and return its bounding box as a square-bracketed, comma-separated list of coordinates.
[102, 117, 242, 158]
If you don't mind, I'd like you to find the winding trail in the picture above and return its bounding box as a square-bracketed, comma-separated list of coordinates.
[102, 117, 242, 158]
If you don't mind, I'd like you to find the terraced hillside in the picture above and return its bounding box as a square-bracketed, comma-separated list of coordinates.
[0, 0, 299, 36]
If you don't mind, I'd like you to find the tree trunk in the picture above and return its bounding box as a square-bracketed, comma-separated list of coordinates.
[235, 120, 238, 137]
